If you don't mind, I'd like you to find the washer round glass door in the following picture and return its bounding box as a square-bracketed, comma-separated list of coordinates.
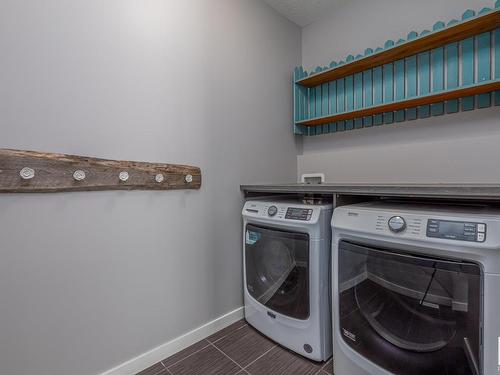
[245, 224, 309, 320]
[338, 241, 481, 375]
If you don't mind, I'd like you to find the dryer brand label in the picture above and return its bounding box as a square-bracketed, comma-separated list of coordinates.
[246, 230, 260, 245]
[342, 328, 357, 342]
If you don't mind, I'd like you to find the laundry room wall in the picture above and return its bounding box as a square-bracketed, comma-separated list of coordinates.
[0, 1, 300, 375]
[298, 0, 500, 183]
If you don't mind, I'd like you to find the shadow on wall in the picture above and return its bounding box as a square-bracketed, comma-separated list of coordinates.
[300, 106, 500, 154]
[297, 106, 500, 184]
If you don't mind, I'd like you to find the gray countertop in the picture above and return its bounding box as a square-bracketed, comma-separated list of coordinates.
[240, 183, 500, 200]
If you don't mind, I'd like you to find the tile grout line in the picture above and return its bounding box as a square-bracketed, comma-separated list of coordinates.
[209, 324, 249, 345]
[312, 357, 332, 375]
[161, 340, 212, 370]
[160, 322, 247, 372]
[240, 344, 277, 371]
[209, 341, 246, 373]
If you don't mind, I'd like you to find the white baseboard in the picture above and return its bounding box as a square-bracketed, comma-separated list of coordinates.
[100, 306, 244, 375]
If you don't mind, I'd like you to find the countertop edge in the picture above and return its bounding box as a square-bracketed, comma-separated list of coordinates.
[240, 184, 500, 199]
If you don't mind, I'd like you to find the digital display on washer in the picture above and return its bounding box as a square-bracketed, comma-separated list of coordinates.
[285, 207, 313, 221]
[439, 221, 465, 235]
[426, 219, 486, 242]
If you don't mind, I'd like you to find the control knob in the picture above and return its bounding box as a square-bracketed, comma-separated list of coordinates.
[268, 206, 278, 217]
[388, 216, 406, 233]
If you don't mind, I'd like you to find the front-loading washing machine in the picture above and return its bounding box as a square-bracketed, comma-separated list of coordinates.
[332, 201, 500, 375]
[242, 198, 333, 361]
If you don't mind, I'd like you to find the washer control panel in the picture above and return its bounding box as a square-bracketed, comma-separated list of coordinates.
[285, 207, 313, 221]
[426, 219, 486, 242]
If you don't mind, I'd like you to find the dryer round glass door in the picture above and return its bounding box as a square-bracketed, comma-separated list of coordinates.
[338, 241, 481, 375]
[245, 224, 309, 320]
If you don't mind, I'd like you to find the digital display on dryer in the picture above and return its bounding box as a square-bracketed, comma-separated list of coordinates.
[285, 208, 313, 221]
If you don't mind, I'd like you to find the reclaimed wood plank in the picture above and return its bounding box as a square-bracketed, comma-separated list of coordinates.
[0, 149, 201, 193]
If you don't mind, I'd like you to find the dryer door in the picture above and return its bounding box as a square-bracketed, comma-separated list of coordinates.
[338, 240, 481, 375]
[245, 224, 309, 320]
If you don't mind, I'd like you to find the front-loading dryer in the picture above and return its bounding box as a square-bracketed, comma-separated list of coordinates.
[242, 199, 333, 361]
[332, 201, 500, 375]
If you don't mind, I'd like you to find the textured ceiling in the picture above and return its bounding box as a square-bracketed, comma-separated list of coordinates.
[262, 0, 349, 27]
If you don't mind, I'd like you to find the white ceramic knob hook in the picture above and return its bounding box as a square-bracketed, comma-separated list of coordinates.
[20, 167, 35, 180]
[185, 174, 193, 183]
[155, 174, 165, 183]
[119, 171, 129, 182]
[73, 170, 86, 181]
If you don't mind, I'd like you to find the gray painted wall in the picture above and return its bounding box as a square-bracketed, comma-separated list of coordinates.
[0, 1, 300, 374]
[298, 0, 500, 183]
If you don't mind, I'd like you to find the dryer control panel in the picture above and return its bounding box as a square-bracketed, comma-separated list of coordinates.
[426, 219, 486, 242]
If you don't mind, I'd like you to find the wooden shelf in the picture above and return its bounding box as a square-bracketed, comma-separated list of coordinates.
[296, 9, 500, 88]
[296, 80, 500, 127]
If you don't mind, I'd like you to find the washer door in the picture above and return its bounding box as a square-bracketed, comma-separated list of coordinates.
[245, 224, 309, 320]
[338, 241, 481, 375]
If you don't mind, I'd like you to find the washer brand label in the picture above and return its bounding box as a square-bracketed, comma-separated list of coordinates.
[343, 328, 357, 342]
[246, 230, 260, 245]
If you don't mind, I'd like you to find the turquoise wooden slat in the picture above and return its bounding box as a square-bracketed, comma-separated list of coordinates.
[321, 83, 329, 133]
[394, 59, 405, 122]
[309, 87, 315, 119]
[431, 22, 445, 116]
[477, 31, 492, 108]
[329, 81, 337, 114]
[301, 86, 308, 120]
[418, 52, 431, 118]
[321, 83, 329, 116]
[293, 70, 299, 134]
[315, 85, 322, 135]
[306, 84, 313, 136]
[461, 37, 475, 110]
[337, 78, 345, 131]
[293, 67, 309, 135]
[373, 66, 383, 125]
[354, 73, 363, 129]
[301, 68, 309, 121]
[446, 43, 459, 113]
[431, 47, 444, 116]
[461, 10, 475, 111]
[328, 79, 337, 133]
[383, 63, 394, 124]
[294, 68, 299, 122]
[406, 55, 417, 120]
[363, 70, 373, 127]
[345, 75, 354, 130]
[496, 28, 500, 106]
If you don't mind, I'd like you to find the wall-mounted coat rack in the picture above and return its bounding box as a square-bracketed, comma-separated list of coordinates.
[293, 3, 500, 136]
[0, 149, 201, 193]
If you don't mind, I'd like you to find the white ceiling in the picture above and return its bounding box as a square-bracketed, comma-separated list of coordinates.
[262, 0, 349, 27]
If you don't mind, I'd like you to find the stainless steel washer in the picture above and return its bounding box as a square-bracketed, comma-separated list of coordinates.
[243, 199, 333, 361]
[332, 201, 500, 375]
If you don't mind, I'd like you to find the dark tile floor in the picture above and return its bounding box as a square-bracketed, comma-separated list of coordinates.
[136, 319, 333, 375]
